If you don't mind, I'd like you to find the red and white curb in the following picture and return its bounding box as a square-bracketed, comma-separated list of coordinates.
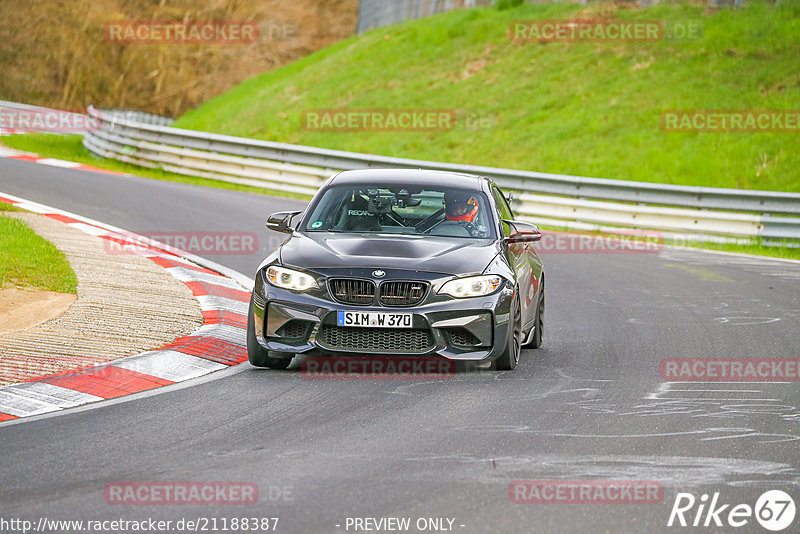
[0, 192, 253, 423]
[0, 145, 128, 175]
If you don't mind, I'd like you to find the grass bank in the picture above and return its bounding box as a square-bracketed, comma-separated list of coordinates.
[0, 207, 78, 293]
[174, 0, 800, 192]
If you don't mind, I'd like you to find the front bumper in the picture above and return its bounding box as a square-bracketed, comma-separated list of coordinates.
[251, 268, 514, 362]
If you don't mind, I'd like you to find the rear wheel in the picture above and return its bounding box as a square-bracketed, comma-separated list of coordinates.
[524, 286, 544, 349]
[247, 295, 293, 369]
[496, 294, 521, 371]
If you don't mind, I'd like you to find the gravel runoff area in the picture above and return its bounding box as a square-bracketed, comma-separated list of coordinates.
[0, 212, 203, 385]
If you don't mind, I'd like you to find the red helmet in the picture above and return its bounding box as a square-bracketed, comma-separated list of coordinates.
[445, 191, 479, 223]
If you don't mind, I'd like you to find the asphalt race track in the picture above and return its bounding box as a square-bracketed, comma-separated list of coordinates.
[1, 159, 799, 533]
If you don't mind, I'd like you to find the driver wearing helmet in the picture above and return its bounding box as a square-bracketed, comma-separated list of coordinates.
[444, 190, 479, 223]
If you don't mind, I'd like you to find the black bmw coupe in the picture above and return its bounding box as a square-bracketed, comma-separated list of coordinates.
[248, 169, 545, 371]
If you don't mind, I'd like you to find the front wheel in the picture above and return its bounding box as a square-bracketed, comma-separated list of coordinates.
[495, 294, 521, 371]
[247, 295, 294, 369]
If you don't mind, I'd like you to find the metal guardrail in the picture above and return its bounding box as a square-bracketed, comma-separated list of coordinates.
[357, 0, 492, 34]
[82, 107, 800, 245]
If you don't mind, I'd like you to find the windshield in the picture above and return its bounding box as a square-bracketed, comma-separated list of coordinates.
[303, 184, 496, 239]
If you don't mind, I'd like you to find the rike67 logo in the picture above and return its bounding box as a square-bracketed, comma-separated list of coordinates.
[668, 490, 796, 531]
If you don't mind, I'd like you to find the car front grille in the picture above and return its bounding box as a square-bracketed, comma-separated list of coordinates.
[318, 326, 434, 354]
[329, 279, 376, 305]
[379, 281, 428, 306]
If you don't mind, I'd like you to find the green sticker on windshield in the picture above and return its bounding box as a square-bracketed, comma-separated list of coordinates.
[311, 221, 323, 229]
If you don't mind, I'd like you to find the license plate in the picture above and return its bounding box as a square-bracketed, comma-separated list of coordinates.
[337, 311, 412, 328]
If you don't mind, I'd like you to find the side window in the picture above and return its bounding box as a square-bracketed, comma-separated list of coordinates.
[492, 186, 513, 237]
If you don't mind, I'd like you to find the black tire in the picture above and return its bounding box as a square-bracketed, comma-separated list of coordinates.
[523, 287, 544, 349]
[496, 293, 521, 371]
[247, 295, 293, 369]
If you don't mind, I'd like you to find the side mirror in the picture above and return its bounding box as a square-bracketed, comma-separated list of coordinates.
[503, 219, 541, 243]
[505, 190, 515, 206]
[266, 210, 302, 234]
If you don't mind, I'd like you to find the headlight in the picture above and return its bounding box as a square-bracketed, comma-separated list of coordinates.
[438, 275, 504, 298]
[266, 265, 318, 291]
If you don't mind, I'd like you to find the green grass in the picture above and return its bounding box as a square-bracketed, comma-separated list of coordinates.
[0, 202, 22, 212]
[0, 213, 78, 293]
[173, 0, 800, 192]
[1, 134, 313, 201]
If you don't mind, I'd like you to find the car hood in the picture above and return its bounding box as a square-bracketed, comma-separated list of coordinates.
[279, 232, 499, 275]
